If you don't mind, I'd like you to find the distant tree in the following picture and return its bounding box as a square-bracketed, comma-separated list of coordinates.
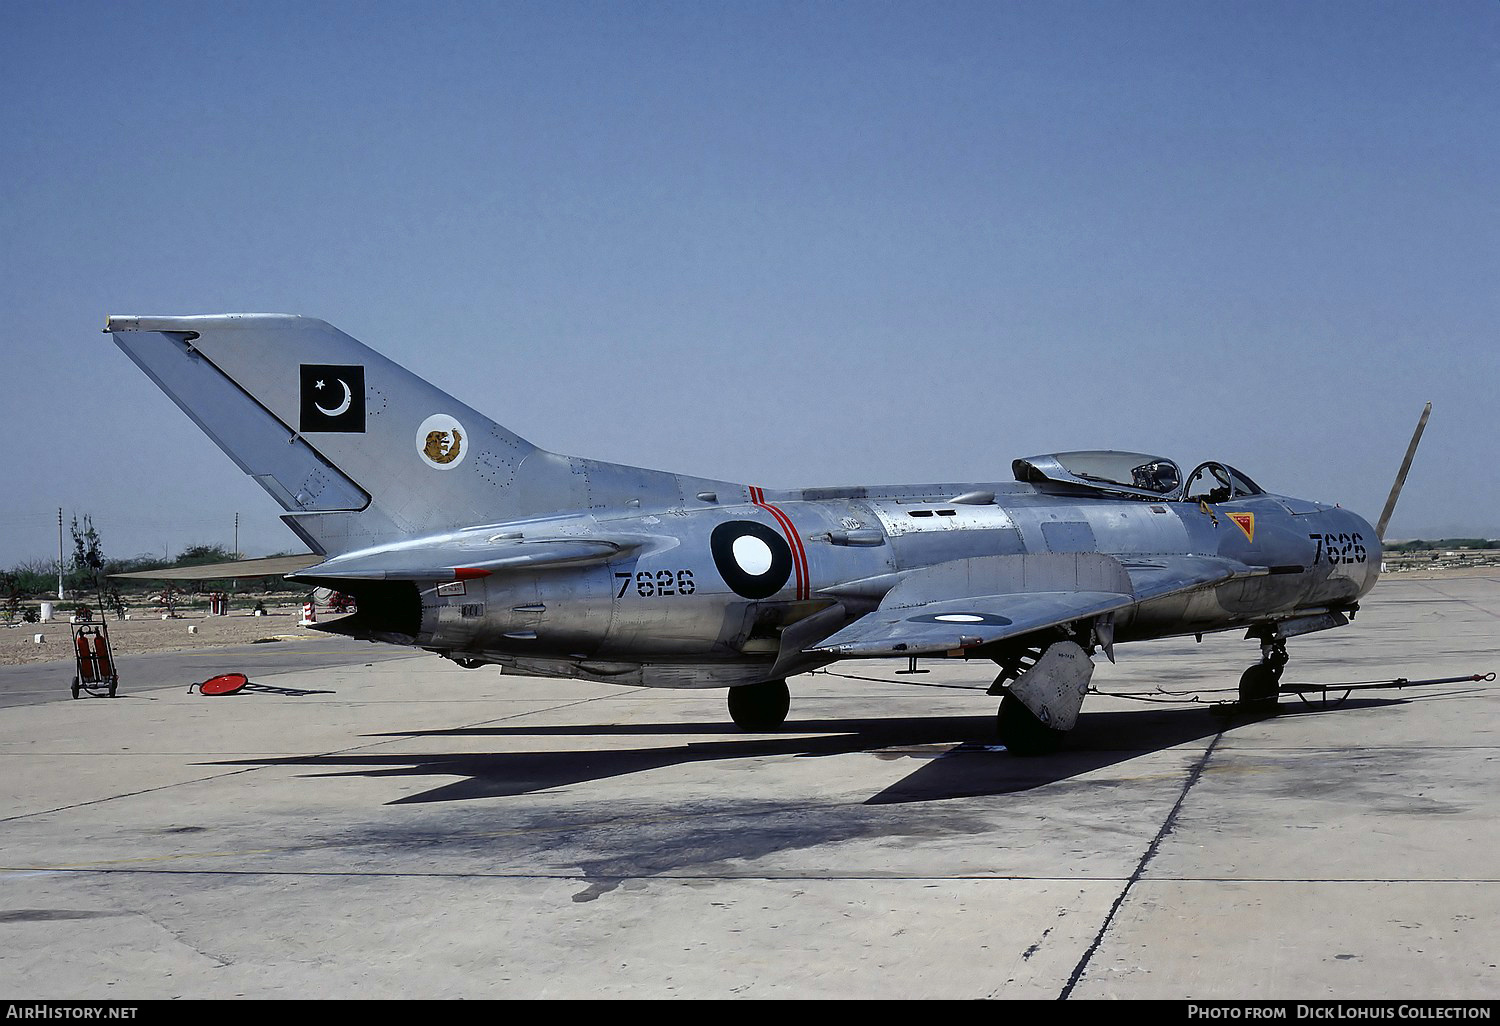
[176, 543, 237, 565]
[10, 558, 58, 597]
[110, 553, 173, 577]
[1387, 538, 1499, 553]
[1, 572, 20, 626]
[70, 515, 107, 612]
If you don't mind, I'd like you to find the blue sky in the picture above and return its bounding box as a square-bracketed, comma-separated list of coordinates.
[2, 1, 1497, 566]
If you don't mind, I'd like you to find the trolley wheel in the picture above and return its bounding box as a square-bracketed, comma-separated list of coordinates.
[107, 681, 117, 698]
[71, 677, 80, 700]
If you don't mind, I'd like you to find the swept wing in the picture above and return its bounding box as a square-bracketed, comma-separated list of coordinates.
[809, 552, 1262, 657]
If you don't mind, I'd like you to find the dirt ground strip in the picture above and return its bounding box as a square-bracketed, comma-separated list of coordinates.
[1, 604, 324, 667]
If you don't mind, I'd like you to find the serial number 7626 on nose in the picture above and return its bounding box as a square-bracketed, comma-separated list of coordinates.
[1309, 533, 1366, 565]
[616, 569, 697, 598]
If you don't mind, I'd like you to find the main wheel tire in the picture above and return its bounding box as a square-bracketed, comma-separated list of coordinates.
[728, 679, 790, 731]
[1239, 663, 1281, 715]
[996, 694, 1065, 756]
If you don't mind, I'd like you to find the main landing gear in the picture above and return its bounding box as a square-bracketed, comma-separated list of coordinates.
[988, 637, 1096, 756]
[996, 694, 1066, 756]
[728, 678, 790, 731]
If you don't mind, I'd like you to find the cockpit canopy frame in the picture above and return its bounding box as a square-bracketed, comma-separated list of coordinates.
[1013, 450, 1264, 503]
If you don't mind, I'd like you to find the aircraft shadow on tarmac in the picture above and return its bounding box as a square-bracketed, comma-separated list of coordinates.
[208, 697, 1413, 806]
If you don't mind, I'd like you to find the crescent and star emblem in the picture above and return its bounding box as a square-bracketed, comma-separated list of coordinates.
[298, 364, 365, 433]
[314, 378, 354, 418]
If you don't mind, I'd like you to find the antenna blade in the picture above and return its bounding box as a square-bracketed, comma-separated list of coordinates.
[1376, 402, 1431, 541]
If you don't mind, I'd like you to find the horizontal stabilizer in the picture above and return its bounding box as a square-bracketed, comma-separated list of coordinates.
[291, 533, 656, 583]
[110, 554, 322, 581]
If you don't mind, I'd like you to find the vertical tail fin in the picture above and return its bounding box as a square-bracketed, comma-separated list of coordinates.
[108, 314, 738, 557]
[107, 314, 551, 556]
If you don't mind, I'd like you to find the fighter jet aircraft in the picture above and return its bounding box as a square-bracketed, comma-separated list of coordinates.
[107, 314, 1417, 753]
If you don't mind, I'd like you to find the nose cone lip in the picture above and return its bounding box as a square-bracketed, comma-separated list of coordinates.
[1351, 511, 1383, 597]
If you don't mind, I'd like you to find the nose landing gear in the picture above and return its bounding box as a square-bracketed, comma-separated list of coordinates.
[1238, 630, 1289, 715]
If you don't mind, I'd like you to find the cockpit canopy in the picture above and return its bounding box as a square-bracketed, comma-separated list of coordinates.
[1012, 450, 1264, 503]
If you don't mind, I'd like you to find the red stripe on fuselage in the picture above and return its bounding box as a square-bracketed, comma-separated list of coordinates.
[750, 486, 809, 601]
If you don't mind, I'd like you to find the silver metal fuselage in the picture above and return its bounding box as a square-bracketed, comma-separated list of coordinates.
[405, 482, 1379, 688]
[101, 314, 1382, 696]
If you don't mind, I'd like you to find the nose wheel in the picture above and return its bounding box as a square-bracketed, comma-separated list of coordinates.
[1239, 632, 1289, 714]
